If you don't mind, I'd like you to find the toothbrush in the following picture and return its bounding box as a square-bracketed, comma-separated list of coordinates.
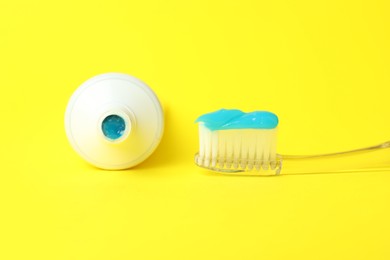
[195, 109, 390, 176]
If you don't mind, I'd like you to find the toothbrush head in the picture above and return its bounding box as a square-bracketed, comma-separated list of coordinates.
[195, 109, 282, 176]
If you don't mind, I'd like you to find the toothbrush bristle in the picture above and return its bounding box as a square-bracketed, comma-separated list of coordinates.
[196, 124, 281, 175]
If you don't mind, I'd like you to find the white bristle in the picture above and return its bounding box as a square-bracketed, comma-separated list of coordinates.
[196, 124, 280, 174]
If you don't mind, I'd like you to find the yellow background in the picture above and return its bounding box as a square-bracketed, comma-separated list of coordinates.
[1, 0, 390, 259]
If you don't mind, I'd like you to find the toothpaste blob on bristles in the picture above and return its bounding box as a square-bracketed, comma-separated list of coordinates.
[195, 109, 278, 130]
[195, 109, 279, 171]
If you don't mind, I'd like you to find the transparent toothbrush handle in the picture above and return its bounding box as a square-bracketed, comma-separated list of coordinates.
[279, 141, 390, 175]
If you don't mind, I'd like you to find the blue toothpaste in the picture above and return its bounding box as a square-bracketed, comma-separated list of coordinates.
[195, 109, 278, 131]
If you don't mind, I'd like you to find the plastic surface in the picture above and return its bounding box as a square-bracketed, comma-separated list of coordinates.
[281, 141, 390, 175]
[65, 73, 164, 170]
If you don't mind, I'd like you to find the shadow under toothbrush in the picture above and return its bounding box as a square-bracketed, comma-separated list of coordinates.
[196, 166, 390, 177]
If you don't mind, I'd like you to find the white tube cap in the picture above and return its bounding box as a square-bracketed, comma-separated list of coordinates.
[65, 73, 164, 170]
